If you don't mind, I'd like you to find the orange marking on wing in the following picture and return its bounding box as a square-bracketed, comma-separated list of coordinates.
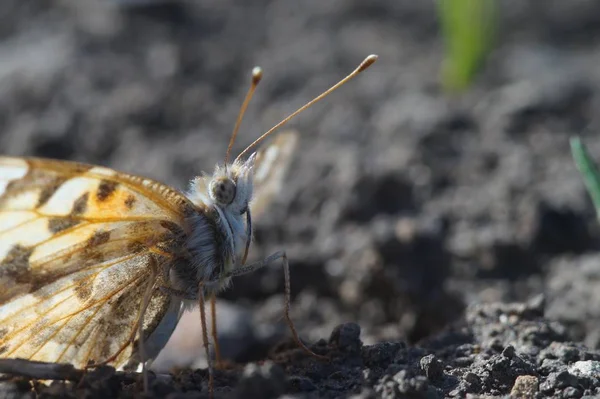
[90, 188, 140, 215]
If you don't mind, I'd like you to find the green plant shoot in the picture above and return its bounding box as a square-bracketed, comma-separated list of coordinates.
[438, 0, 496, 91]
[571, 137, 600, 218]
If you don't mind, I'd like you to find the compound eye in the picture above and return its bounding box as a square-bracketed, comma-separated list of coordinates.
[210, 178, 236, 205]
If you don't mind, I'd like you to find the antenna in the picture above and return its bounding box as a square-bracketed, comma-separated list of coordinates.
[224, 67, 263, 165]
[234, 54, 378, 162]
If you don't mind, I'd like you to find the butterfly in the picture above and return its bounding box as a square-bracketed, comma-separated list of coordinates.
[0, 54, 377, 396]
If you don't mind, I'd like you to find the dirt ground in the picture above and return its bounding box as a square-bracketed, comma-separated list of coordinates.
[2, 0, 600, 397]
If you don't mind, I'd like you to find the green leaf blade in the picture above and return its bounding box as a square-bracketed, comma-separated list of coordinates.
[571, 136, 600, 219]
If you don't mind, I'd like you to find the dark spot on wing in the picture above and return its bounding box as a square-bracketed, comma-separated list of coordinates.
[160, 221, 185, 236]
[2, 176, 29, 199]
[48, 218, 81, 233]
[0, 169, 52, 206]
[71, 192, 89, 215]
[127, 241, 146, 254]
[0, 345, 7, 355]
[0, 328, 7, 339]
[96, 180, 118, 202]
[0, 244, 33, 279]
[124, 194, 136, 209]
[112, 291, 132, 320]
[85, 249, 105, 264]
[87, 231, 111, 248]
[36, 177, 66, 208]
[74, 279, 93, 301]
[154, 239, 181, 255]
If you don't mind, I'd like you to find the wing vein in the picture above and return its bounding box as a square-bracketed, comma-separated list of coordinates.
[0, 253, 141, 326]
[0, 215, 40, 235]
[27, 315, 75, 360]
[2, 267, 146, 359]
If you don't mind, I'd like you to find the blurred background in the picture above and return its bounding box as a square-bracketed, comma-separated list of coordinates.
[3, 0, 600, 371]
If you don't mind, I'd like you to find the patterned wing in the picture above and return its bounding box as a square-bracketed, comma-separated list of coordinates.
[0, 157, 195, 368]
[249, 130, 298, 218]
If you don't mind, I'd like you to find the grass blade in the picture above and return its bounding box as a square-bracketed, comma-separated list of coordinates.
[438, 0, 497, 91]
[571, 136, 600, 218]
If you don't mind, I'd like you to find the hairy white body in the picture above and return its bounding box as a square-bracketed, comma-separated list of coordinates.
[167, 155, 256, 299]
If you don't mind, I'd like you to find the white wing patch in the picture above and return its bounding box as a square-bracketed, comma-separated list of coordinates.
[0, 159, 28, 196]
[38, 177, 98, 216]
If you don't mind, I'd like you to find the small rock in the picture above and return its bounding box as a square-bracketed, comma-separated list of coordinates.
[562, 386, 583, 398]
[502, 345, 516, 359]
[329, 322, 362, 352]
[463, 372, 482, 394]
[540, 371, 579, 393]
[568, 360, 600, 379]
[510, 375, 539, 398]
[420, 354, 444, 381]
[363, 342, 406, 368]
[540, 358, 563, 375]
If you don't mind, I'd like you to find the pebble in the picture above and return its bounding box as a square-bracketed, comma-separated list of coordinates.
[510, 375, 539, 398]
[329, 322, 362, 352]
[568, 361, 600, 379]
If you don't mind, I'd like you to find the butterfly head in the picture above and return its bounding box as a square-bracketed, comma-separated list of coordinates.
[207, 154, 256, 215]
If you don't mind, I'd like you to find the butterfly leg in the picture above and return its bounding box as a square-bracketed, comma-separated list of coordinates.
[159, 284, 223, 371]
[198, 285, 214, 398]
[210, 293, 224, 369]
[223, 251, 327, 361]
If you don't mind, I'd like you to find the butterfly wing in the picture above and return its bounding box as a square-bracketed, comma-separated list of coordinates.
[248, 131, 298, 217]
[0, 157, 195, 368]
